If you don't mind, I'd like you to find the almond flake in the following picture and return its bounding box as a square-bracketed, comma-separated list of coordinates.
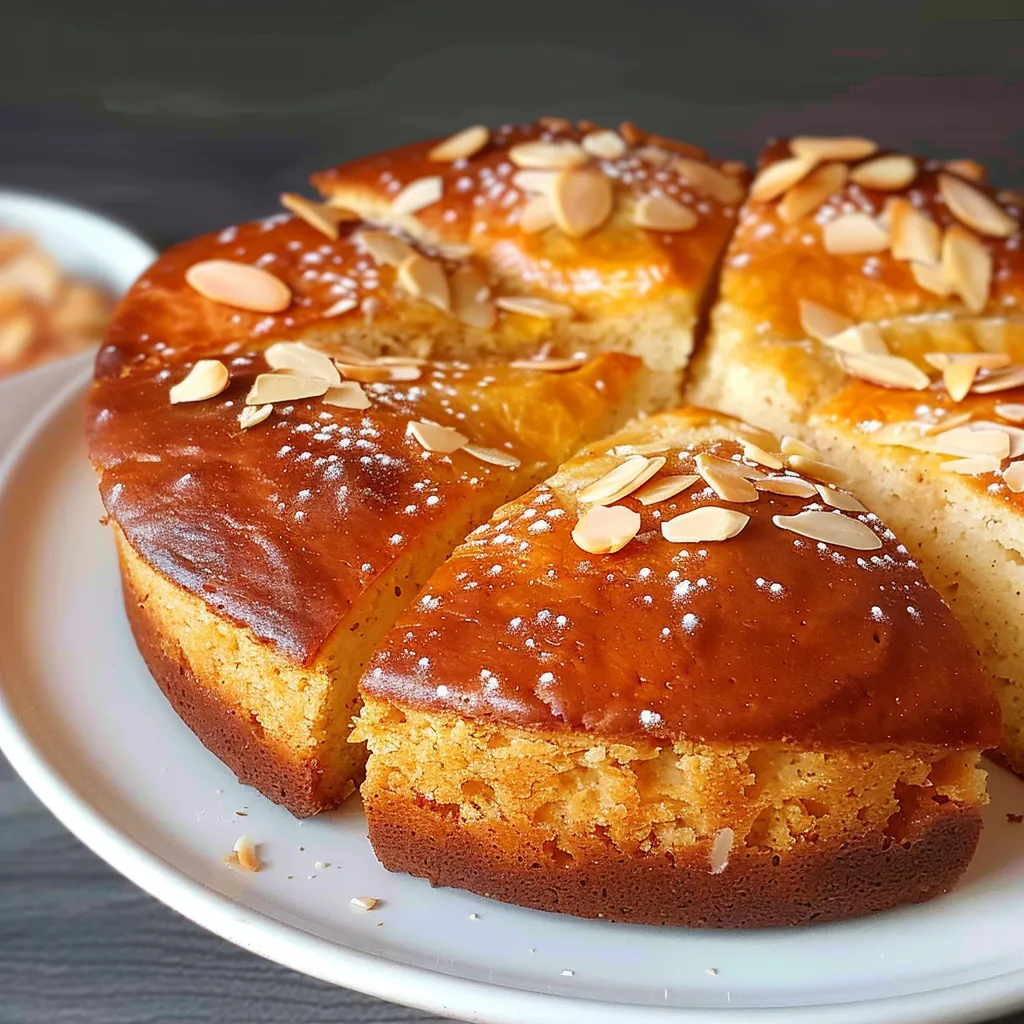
[463, 444, 521, 469]
[815, 484, 866, 511]
[772, 510, 881, 550]
[185, 260, 291, 313]
[335, 362, 392, 383]
[824, 323, 889, 356]
[246, 373, 329, 406]
[551, 169, 613, 238]
[507, 356, 583, 374]
[849, 154, 917, 191]
[750, 156, 818, 203]
[938, 173, 1016, 239]
[754, 476, 818, 498]
[941, 454, 1001, 475]
[631, 194, 698, 232]
[359, 231, 417, 268]
[734, 425, 780, 452]
[579, 456, 654, 504]
[995, 403, 1024, 423]
[1004, 462, 1024, 492]
[509, 140, 588, 170]
[450, 265, 495, 328]
[170, 359, 230, 404]
[391, 176, 444, 216]
[921, 426, 1010, 459]
[322, 296, 359, 317]
[840, 351, 930, 390]
[779, 163, 848, 223]
[787, 455, 846, 485]
[633, 473, 700, 506]
[349, 897, 380, 912]
[323, 382, 371, 409]
[238, 404, 272, 429]
[910, 261, 954, 297]
[375, 355, 430, 367]
[519, 194, 556, 234]
[609, 442, 671, 456]
[396, 254, 451, 313]
[264, 341, 341, 384]
[972, 420, 1024, 459]
[496, 296, 575, 320]
[661, 506, 749, 543]
[571, 504, 641, 555]
[280, 192, 345, 239]
[822, 213, 890, 255]
[888, 198, 941, 265]
[635, 145, 670, 167]
[581, 130, 627, 160]
[790, 136, 878, 162]
[672, 158, 745, 205]
[973, 364, 1024, 394]
[429, 124, 489, 162]
[232, 835, 260, 873]
[743, 442, 784, 470]
[511, 170, 558, 196]
[942, 225, 992, 314]
[780, 435, 820, 459]
[694, 453, 758, 502]
[923, 352, 1011, 403]
[945, 159, 986, 183]
[406, 419, 468, 454]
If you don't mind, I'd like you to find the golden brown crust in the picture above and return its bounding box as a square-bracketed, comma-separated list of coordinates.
[365, 788, 982, 928]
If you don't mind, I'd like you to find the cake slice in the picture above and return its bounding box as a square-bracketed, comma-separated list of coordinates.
[689, 137, 1024, 772]
[354, 408, 999, 927]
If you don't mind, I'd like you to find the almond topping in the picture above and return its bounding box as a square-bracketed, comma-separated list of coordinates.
[428, 125, 489, 162]
[945, 159, 986, 184]
[323, 382, 371, 410]
[754, 476, 818, 498]
[581, 130, 627, 160]
[734, 424, 781, 452]
[572, 504, 642, 555]
[550, 169, 614, 238]
[496, 296, 575, 320]
[941, 455, 1002, 475]
[391, 176, 444, 217]
[618, 121, 644, 146]
[579, 456, 656, 505]
[938, 173, 1016, 239]
[661, 506, 749, 543]
[694, 453, 758, 502]
[672, 158, 745, 205]
[910, 261, 954, 297]
[790, 136, 878, 162]
[185, 260, 291, 313]
[511, 170, 558, 196]
[169, 360, 230, 404]
[1004, 462, 1024, 492]
[772, 510, 881, 550]
[973, 364, 1024, 394]
[359, 231, 417, 268]
[509, 356, 585, 372]
[849, 154, 917, 191]
[815, 484, 866, 511]
[397, 254, 450, 312]
[921, 426, 1010, 459]
[888, 198, 941, 265]
[246, 373, 329, 406]
[238, 404, 272, 429]
[508, 140, 588, 170]
[633, 474, 700, 506]
[406, 419, 468, 454]
[742, 442, 784, 470]
[778, 163, 848, 223]
[787, 455, 847, 485]
[995, 403, 1024, 423]
[280, 193, 345, 240]
[631, 194, 698, 232]
[232, 835, 260, 873]
[334, 362, 392, 383]
[822, 212, 890, 255]
[780, 435, 820, 459]
[322, 296, 359, 317]
[519, 194, 557, 234]
[635, 145, 670, 167]
[839, 351, 930, 390]
[450, 265, 495, 328]
[973, 420, 1024, 458]
[749, 156, 818, 203]
[924, 352, 1011, 403]
[264, 341, 341, 384]
[942, 225, 992, 313]
[463, 444, 521, 469]
[824, 323, 889, 356]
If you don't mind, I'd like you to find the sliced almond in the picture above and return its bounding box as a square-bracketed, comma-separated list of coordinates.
[754, 476, 818, 498]
[539, 116, 571, 132]
[578, 455, 654, 504]
[635, 145, 670, 167]
[509, 356, 585, 371]
[661, 506, 749, 543]
[921, 425, 1009, 459]
[397, 254, 451, 313]
[550, 169, 614, 238]
[672, 158, 745, 205]
[941, 454, 1002, 475]
[772, 510, 881, 550]
[945, 159, 986, 184]
[429, 124, 489, 162]
[839, 351, 931, 390]
[790, 136, 878, 162]
[888, 198, 941, 265]
[323, 381, 371, 409]
[391, 176, 444, 217]
[734, 424, 781, 453]
[359, 231, 417, 268]
[602, 457, 666, 504]
[822, 212, 890, 255]
[1004, 462, 1024, 492]
[508, 140, 588, 170]
[995, 403, 1024, 423]
[973, 364, 1024, 394]
[942, 224, 992, 314]
[824, 323, 889, 356]
[264, 341, 341, 384]
[780, 435, 820, 459]
[631, 194, 698, 232]
[380, 364, 422, 382]
[280, 193, 344, 239]
[749, 156, 818, 203]
[450, 265, 495, 328]
[349, 897, 380, 912]
[170, 359, 230, 404]
[742, 442, 784, 470]
[245, 373, 329, 406]
[375, 355, 429, 367]
[778, 163, 848, 223]
[322, 296, 359, 317]
[849, 154, 917, 191]
[519, 194, 556, 234]
[923, 352, 1011, 403]
[581, 130, 627, 160]
[512, 170, 559, 196]
[938, 173, 1016, 239]
[406, 419, 468, 454]
[815, 484, 866, 511]
[463, 443, 521, 469]
[633, 473, 700, 506]
[334, 362, 393, 383]
[787, 455, 846, 485]
[238, 404, 272, 429]
[910, 261, 954, 297]
[232, 835, 260, 873]
[185, 260, 291, 313]
[694, 453, 758, 502]
[571, 504, 642, 555]
[496, 296, 575, 320]
[972, 420, 1024, 459]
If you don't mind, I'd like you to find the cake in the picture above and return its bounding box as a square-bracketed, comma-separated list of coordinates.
[688, 137, 1024, 773]
[354, 408, 1000, 927]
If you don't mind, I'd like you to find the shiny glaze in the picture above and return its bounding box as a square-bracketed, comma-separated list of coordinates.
[312, 120, 746, 314]
[364, 417, 1000, 747]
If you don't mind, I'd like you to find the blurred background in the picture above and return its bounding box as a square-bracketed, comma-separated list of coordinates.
[2, 1, 1023, 1021]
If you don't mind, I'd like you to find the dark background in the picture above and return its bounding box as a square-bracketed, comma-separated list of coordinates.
[1, 2, 1024, 1021]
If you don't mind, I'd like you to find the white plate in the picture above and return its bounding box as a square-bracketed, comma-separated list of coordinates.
[2, 361, 1024, 1024]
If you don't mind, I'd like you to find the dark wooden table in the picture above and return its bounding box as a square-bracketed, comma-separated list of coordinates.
[2, 2, 1024, 1020]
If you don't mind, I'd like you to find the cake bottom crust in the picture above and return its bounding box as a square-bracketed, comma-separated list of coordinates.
[365, 791, 982, 928]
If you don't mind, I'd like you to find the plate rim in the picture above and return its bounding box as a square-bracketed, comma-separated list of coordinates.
[1, 367, 1024, 1024]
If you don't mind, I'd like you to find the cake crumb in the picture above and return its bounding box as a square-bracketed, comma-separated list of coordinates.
[561, 969, 574, 977]
[228, 835, 261, 872]
[314, 860, 330, 869]
[467, 913, 479, 920]
[1007, 813, 1024, 823]
[350, 896, 380, 912]
[235, 810, 248, 816]
[706, 967, 719, 976]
